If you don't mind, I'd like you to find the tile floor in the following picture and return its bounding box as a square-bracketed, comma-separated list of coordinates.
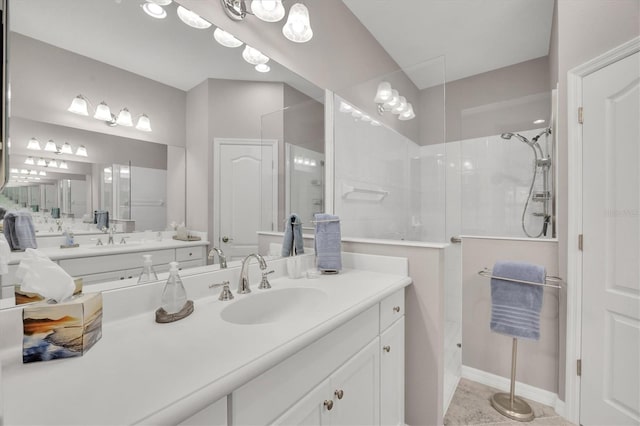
[444, 379, 575, 425]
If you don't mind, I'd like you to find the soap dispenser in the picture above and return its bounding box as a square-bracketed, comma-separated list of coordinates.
[156, 261, 194, 323]
[137, 254, 158, 284]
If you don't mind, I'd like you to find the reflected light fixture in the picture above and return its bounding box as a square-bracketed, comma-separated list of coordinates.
[142, 1, 167, 19]
[242, 45, 269, 65]
[37, 158, 47, 166]
[24, 157, 35, 165]
[27, 137, 42, 150]
[60, 142, 74, 154]
[59, 161, 69, 170]
[76, 145, 88, 157]
[48, 160, 58, 168]
[39, 171, 47, 176]
[44, 139, 58, 152]
[67, 94, 89, 116]
[135, 114, 152, 132]
[251, 0, 285, 22]
[177, 6, 212, 29]
[282, 3, 313, 43]
[255, 63, 270, 73]
[213, 28, 243, 48]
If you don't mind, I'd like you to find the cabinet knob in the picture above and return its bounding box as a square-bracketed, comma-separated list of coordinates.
[334, 389, 344, 400]
[189, 252, 193, 256]
[393, 306, 401, 313]
[324, 400, 334, 411]
[383, 345, 391, 353]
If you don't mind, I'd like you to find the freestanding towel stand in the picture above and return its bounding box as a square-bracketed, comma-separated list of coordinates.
[489, 337, 534, 422]
[478, 268, 564, 422]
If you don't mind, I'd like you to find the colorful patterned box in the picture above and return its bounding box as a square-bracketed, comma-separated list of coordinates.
[15, 278, 84, 305]
[22, 292, 103, 363]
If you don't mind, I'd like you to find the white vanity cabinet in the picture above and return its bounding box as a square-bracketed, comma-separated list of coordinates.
[233, 288, 405, 426]
[178, 396, 227, 426]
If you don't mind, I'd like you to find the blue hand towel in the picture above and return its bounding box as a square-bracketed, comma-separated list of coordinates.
[314, 213, 341, 272]
[281, 214, 304, 257]
[95, 210, 109, 230]
[490, 260, 545, 340]
[2, 211, 37, 251]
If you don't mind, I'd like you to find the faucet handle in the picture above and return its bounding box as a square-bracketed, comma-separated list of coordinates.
[259, 270, 274, 290]
[119, 236, 129, 244]
[90, 237, 103, 246]
[209, 281, 234, 301]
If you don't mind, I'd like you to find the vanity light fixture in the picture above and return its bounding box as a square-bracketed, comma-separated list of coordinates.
[29, 170, 37, 176]
[59, 161, 69, 170]
[93, 102, 113, 121]
[115, 108, 134, 127]
[338, 100, 384, 127]
[177, 6, 212, 29]
[220, 1, 313, 43]
[242, 45, 269, 65]
[39, 171, 47, 176]
[10, 168, 18, 174]
[44, 139, 58, 152]
[24, 157, 35, 165]
[20, 169, 28, 175]
[67, 94, 151, 132]
[135, 114, 152, 132]
[27, 137, 42, 150]
[533, 119, 546, 124]
[374, 81, 415, 120]
[75, 145, 88, 157]
[60, 142, 74, 155]
[48, 160, 59, 168]
[37, 158, 47, 166]
[67, 94, 90, 116]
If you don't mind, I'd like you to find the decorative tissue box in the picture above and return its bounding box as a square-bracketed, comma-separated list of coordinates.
[22, 292, 103, 363]
[15, 278, 84, 305]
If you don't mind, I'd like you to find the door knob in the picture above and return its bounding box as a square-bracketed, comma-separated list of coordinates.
[324, 400, 334, 410]
[222, 236, 233, 243]
[393, 306, 401, 313]
[383, 345, 391, 352]
[334, 389, 344, 400]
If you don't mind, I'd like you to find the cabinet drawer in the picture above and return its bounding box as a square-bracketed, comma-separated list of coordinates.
[232, 305, 379, 426]
[59, 249, 175, 276]
[380, 289, 404, 331]
[176, 246, 205, 262]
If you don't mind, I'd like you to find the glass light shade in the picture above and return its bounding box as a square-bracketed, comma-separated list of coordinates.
[251, 0, 285, 22]
[392, 96, 408, 114]
[39, 171, 47, 176]
[44, 140, 58, 152]
[116, 108, 133, 127]
[374, 81, 393, 103]
[136, 114, 152, 132]
[27, 137, 41, 150]
[370, 120, 381, 127]
[242, 45, 269, 65]
[255, 63, 271, 73]
[383, 90, 400, 110]
[76, 145, 88, 157]
[398, 103, 416, 120]
[213, 28, 243, 48]
[48, 160, 58, 168]
[282, 3, 313, 43]
[94, 102, 113, 121]
[176, 6, 212, 29]
[351, 110, 363, 119]
[59, 161, 69, 170]
[60, 142, 74, 154]
[142, 2, 167, 19]
[68, 95, 89, 116]
[24, 157, 35, 165]
[37, 158, 46, 166]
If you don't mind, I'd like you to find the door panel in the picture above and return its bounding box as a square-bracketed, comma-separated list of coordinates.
[581, 51, 640, 425]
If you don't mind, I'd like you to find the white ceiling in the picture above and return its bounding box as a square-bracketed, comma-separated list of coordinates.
[342, 0, 555, 89]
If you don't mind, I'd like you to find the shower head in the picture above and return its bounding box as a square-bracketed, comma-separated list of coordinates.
[501, 132, 531, 145]
[531, 128, 552, 143]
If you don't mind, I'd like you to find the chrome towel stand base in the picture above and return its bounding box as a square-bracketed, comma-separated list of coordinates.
[490, 337, 535, 422]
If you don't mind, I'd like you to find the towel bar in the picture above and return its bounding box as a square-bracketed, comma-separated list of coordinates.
[478, 268, 563, 289]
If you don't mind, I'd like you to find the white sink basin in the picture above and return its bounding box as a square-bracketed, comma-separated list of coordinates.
[221, 287, 329, 325]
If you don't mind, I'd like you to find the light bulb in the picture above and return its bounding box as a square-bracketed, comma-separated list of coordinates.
[116, 108, 133, 127]
[93, 102, 112, 121]
[44, 140, 58, 152]
[282, 3, 313, 43]
[135, 114, 152, 132]
[176, 6, 212, 29]
[60, 142, 74, 154]
[67, 95, 89, 116]
[213, 28, 243, 48]
[251, 0, 285, 22]
[27, 137, 41, 150]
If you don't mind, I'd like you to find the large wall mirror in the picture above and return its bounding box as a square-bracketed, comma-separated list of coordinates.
[2, 0, 324, 242]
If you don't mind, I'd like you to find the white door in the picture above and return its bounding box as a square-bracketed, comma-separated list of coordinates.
[214, 139, 277, 261]
[581, 51, 640, 425]
[380, 317, 405, 426]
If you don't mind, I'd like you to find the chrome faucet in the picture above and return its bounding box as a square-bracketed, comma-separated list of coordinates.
[208, 247, 227, 269]
[238, 253, 267, 294]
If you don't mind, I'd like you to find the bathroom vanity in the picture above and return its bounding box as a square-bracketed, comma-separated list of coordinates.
[0, 252, 410, 425]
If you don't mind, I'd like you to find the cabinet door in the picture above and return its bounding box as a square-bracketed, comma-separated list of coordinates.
[272, 379, 332, 426]
[380, 317, 404, 426]
[331, 338, 380, 426]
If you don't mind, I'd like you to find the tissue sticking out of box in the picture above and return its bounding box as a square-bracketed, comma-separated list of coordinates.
[15, 248, 76, 303]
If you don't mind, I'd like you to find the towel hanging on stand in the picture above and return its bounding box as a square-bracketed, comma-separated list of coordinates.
[281, 214, 304, 257]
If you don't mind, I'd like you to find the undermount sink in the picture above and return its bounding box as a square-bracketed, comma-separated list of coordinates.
[220, 287, 329, 325]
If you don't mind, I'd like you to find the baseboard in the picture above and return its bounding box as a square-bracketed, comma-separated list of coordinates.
[461, 365, 565, 414]
[443, 375, 461, 414]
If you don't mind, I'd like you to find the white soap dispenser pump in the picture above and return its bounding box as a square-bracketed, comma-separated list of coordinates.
[155, 261, 194, 323]
[137, 254, 158, 284]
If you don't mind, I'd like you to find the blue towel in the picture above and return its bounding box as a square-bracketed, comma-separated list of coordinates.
[2, 211, 37, 251]
[281, 214, 305, 257]
[314, 213, 341, 272]
[95, 210, 109, 230]
[490, 260, 545, 340]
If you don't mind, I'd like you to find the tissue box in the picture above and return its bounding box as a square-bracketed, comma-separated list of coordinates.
[15, 278, 83, 305]
[22, 292, 102, 363]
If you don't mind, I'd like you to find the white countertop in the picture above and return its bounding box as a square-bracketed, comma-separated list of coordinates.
[0, 253, 411, 425]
